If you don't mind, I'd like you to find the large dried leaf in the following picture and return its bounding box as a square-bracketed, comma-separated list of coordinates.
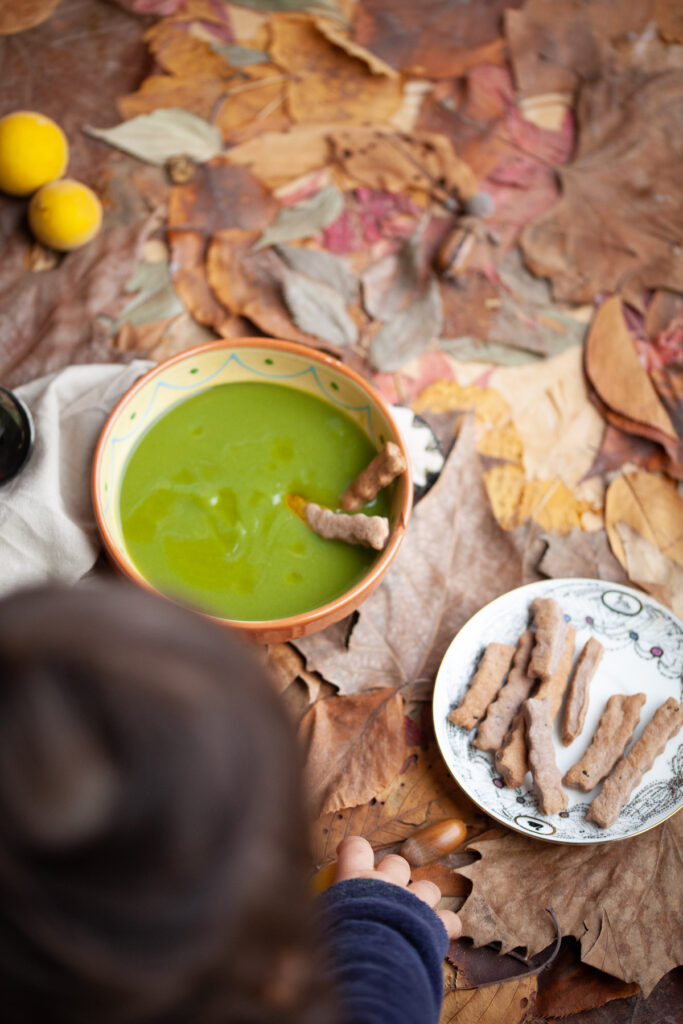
[369, 279, 442, 372]
[119, 75, 229, 120]
[207, 228, 325, 346]
[457, 816, 683, 996]
[0, 0, 59, 34]
[299, 689, 406, 817]
[0, 217, 152, 388]
[255, 186, 344, 249]
[440, 976, 537, 1024]
[311, 735, 482, 864]
[352, 0, 523, 79]
[521, 70, 683, 305]
[270, 16, 402, 124]
[85, 109, 224, 165]
[225, 124, 332, 189]
[294, 418, 524, 700]
[584, 423, 672, 481]
[585, 298, 676, 440]
[282, 270, 357, 346]
[605, 472, 683, 571]
[213, 64, 290, 144]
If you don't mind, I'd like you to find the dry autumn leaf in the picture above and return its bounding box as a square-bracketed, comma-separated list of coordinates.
[206, 228, 325, 346]
[352, 0, 522, 79]
[615, 521, 683, 617]
[605, 471, 683, 571]
[270, 16, 402, 124]
[311, 735, 481, 864]
[456, 816, 683, 995]
[534, 939, 640, 1019]
[369, 278, 442, 372]
[584, 423, 672, 481]
[440, 975, 537, 1024]
[0, 0, 59, 34]
[537, 530, 628, 585]
[294, 417, 524, 700]
[299, 688, 406, 817]
[282, 270, 358, 346]
[585, 297, 676, 440]
[521, 69, 683, 305]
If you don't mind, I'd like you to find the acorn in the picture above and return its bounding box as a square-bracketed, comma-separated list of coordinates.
[399, 818, 466, 867]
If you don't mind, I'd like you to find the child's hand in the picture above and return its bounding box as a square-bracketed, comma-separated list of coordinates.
[335, 835, 462, 940]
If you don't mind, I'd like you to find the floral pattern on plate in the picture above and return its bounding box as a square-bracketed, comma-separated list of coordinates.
[432, 578, 683, 844]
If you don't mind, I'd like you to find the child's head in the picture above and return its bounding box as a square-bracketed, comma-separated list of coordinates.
[0, 581, 327, 1023]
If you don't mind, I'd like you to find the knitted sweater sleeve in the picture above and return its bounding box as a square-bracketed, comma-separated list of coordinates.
[316, 878, 449, 1024]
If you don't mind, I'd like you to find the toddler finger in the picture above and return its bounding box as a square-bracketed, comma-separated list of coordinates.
[436, 909, 462, 940]
[407, 879, 441, 907]
[375, 854, 411, 887]
[335, 835, 374, 881]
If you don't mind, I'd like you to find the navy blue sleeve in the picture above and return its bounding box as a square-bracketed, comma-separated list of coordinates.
[316, 878, 449, 1024]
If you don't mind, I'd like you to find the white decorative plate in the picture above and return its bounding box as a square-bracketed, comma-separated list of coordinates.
[433, 579, 683, 844]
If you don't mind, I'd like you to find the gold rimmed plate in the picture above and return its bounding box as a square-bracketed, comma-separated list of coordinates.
[433, 579, 683, 844]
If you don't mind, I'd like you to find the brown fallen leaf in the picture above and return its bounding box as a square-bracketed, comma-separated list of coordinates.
[605, 472, 683, 570]
[585, 298, 676, 441]
[144, 7, 236, 79]
[266, 642, 322, 702]
[657, 0, 683, 43]
[440, 974, 537, 1024]
[206, 228, 326, 347]
[224, 124, 333, 189]
[521, 69, 683, 305]
[369, 278, 442, 372]
[0, 217, 152, 388]
[584, 423, 672, 481]
[352, 0, 523, 79]
[168, 232, 231, 330]
[213, 64, 290, 144]
[329, 125, 478, 203]
[311, 733, 483, 865]
[298, 688, 406, 817]
[537, 530, 628, 585]
[294, 417, 524, 700]
[457, 816, 683, 996]
[505, 0, 655, 98]
[270, 16, 403, 125]
[312, 16, 399, 78]
[0, 0, 59, 34]
[118, 74, 229, 120]
[534, 938, 640, 1019]
[614, 522, 683, 618]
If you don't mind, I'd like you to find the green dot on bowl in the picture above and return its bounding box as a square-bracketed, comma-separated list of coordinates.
[330, 381, 339, 391]
[265, 358, 274, 365]
[189, 368, 199, 374]
[379, 433, 385, 444]
[130, 412, 136, 420]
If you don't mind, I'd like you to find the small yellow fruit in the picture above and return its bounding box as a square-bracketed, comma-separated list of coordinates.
[29, 179, 102, 251]
[0, 111, 69, 196]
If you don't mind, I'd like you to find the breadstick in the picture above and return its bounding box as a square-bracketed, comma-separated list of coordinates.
[474, 631, 536, 751]
[561, 637, 604, 745]
[448, 642, 515, 730]
[587, 698, 682, 828]
[305, 502, 389, 550]
[340, 442, 407, 512]
[495, 627, 575, 788]
[524, 697, 568, 815]
[563, 693, 645, 791]
[529, 598, 568, 682]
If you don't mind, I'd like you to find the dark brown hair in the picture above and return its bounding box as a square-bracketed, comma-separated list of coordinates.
[0, 581, 332, 1023]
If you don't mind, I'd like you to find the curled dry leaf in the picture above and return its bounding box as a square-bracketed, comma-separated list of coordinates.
[351, 0, 522, 79]
[585, 297, 676, 440]
[456, 816, 683, 996]
[312, 16, 399, 78]
[294, 418, 524, 700]
[298, 688, 406, 817]
[282, 270, 358, 346]
[584, 423, 673, 481]
[270, 16, 403, 124]
[534, 938, 640, 1020]
[538, 530, 628, 585]
[521, 69, 683, 305]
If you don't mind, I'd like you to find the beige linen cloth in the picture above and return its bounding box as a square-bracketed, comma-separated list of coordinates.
[0, 361, 153, 597]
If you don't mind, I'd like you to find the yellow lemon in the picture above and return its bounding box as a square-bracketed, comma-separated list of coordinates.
[0, 111, 69, 196]
[29, 179, 103, 251]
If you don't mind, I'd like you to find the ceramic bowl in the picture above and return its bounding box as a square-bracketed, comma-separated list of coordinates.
[92, 338, 412, 643]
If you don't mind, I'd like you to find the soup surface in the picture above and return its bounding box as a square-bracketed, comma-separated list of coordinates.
[119, 381, 390, 620]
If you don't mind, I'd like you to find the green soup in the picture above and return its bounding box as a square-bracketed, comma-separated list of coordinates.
[119, 381, 391, 621]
